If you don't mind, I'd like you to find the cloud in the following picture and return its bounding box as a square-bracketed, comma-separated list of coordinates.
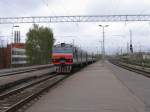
[0, 0, 43, 16]
[86, 0, 150, 15]
[1, 0, 150, 54]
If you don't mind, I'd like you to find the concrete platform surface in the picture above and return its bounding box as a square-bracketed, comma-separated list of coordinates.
[25, 61, 145, 112]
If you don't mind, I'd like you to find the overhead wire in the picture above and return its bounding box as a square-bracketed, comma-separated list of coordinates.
[58, 0, 71, 15]
[0, 0, 29, 16]
[41, 0, 57, 33]
[41, 0, 57, 16]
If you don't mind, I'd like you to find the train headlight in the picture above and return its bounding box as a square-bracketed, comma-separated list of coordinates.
[68, 59, 73, 62]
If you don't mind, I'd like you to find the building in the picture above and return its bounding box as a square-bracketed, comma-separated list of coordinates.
[0, 47, 7, 68]
[0, 43, 27, 68]
[7, 43, 27, 68]
[0, 29, 28, 68]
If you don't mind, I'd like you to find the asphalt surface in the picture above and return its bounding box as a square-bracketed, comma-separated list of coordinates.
[106, 61, 150, 112]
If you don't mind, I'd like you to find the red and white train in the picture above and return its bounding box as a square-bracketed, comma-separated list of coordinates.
[52, 43, 96, 73]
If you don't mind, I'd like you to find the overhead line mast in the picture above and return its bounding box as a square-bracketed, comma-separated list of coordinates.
[1, 15, 150, 24]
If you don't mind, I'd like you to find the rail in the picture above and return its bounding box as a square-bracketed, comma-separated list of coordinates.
[109, 59, 150, 78]
[0, 64, 53, 77]
[0, 73, 66, 112]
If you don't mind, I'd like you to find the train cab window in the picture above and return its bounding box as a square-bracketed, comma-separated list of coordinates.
[61, 43, 65, 47]
[73, 48, 77, 54]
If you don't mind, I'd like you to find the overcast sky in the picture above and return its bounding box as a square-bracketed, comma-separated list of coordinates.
[0, 0, 150, 54]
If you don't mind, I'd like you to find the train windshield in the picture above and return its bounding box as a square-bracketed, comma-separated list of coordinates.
[53, 48, 73, 53]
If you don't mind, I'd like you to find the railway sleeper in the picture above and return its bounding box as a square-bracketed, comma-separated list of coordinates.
[0, 76, 37, 94]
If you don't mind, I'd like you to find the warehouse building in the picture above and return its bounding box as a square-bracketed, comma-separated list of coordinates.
[7, 43, 27, 68]
[0, 47, 7, 68]
[0, 43, 27, 68]
[0, 30, 28, 68]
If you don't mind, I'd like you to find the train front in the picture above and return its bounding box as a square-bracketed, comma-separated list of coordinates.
[52, 43, 73, 73]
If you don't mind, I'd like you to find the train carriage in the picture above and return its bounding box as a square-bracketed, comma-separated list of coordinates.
[52, 43, 96, 73]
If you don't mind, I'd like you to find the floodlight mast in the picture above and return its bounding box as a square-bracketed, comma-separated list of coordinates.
[99, 25, 109, 63]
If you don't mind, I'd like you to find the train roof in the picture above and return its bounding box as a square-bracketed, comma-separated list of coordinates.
[53, 43, 90, 54]
[54, 43, 73, 48]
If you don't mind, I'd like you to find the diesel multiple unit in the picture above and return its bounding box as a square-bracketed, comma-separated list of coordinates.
[52, 43, 96, 73]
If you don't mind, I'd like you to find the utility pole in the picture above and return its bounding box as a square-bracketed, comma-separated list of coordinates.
[120, 47, 122, 55]
[99, 40, 103, 57]
[127, 42, 129, 54]
[72, 39, 75, 46]
[99, 25, 109, 63]
[129, 30, 133, 53]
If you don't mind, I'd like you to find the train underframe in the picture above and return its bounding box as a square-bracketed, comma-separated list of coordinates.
[55, 64, 72, 73]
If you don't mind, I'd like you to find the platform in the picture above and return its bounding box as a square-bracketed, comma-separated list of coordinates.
[25, 61, 145, 112]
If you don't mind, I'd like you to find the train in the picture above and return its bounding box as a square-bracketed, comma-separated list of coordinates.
[52, 43, 97, 73]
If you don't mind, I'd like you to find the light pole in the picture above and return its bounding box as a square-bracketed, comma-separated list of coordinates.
[96, 47, 98, 56]
[99, 25, 109, 63]
[99, 40, 102, 57]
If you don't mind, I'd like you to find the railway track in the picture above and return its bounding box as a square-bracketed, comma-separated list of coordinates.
[0, 62, 87, 112]
[0, 72, 67, 112]
[109, 59, 150, 78]
[0, 68, 55, 93]
[0, 72, 54, 98]
[0, 64, 54, 77]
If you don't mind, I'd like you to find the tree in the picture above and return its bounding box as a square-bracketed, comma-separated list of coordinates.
[26, 24, 54, 65]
